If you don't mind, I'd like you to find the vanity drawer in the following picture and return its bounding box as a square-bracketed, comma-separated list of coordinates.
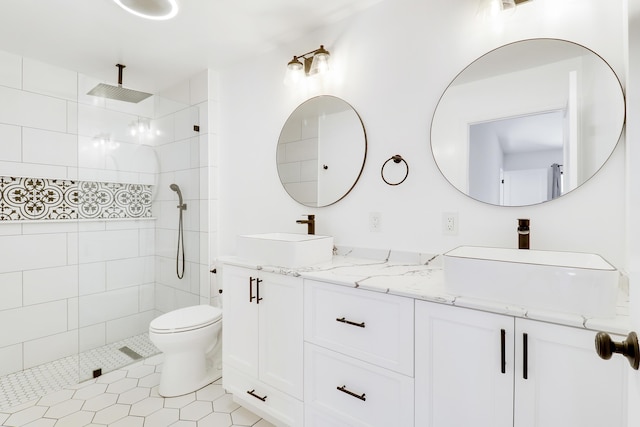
[304, 279, 414, 375]
[223, 364, 303, 427]
[304, 343, 414, 427]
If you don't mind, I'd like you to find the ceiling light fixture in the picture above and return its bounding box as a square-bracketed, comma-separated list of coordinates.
[112, 0, 179, 21]
[284, 45, 331, 86]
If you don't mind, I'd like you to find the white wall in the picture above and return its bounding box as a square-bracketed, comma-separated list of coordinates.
[219, 0, 627, 270]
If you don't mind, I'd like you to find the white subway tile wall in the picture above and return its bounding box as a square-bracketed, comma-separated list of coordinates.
[0, 124, 22, 162]
[0, 86, 68, 132]
[0, 50, 219, 406]
[0, 51, 22, 88]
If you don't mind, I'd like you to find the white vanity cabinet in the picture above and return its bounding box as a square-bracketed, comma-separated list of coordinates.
[415, 300, 628, 427]
[304, 279, 415, 427]
[221, 264, 303, 426]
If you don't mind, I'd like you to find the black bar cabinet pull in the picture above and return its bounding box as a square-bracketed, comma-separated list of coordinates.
[523, 333, 528, 379]
[247, 389, 267, 402]
[256, 278, 263, 304]
[249, 277, 256, 302]
[337, 385, 366, 401]
[501, 329, 506, 374]
[336, 317, 366, 328]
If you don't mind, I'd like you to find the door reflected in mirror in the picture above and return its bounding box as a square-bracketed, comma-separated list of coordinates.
[431, 39, 625, 206]
[469, 110, 564, 205]
[277, 96, 367, 207]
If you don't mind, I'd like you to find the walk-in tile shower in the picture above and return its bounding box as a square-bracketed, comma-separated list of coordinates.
[0, 56, 212, 410]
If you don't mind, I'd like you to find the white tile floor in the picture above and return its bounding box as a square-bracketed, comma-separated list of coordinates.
[0, 334, 160, 411]
[0, 353, 274, 427]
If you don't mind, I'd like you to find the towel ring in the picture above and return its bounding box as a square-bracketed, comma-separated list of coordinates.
[381, 154, 409, 186]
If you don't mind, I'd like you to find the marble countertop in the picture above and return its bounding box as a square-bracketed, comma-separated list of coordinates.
[219, 246, 631, 336]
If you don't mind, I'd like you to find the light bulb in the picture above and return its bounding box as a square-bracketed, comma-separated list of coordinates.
[284, 57, 305, 86]
[478, 0, 517, 20]
[309, 46, 330, 75]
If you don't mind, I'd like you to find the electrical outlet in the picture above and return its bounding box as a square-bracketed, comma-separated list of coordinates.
[369, 212, 381, 232]
[443, 212, 458, 235]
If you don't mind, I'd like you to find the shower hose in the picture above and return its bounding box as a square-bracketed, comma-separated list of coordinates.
[176, 206, 185, 279]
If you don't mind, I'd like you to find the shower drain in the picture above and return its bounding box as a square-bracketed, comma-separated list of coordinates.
[119, 346, 143, 360]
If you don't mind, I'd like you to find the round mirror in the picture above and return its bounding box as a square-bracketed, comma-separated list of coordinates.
[277, 95, 367, 207]
[431, 39, 625, 206]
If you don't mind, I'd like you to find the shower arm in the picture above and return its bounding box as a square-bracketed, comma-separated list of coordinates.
[117, 64, 125, 87]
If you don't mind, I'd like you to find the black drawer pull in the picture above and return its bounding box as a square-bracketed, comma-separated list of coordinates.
[501, 329, 506, 374]
[247, 389, 267, 402]
[336, 317, 365, 328]
[337, 385, 366, 401]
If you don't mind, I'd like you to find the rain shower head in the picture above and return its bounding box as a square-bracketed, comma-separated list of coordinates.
[87, 64, 152, 103]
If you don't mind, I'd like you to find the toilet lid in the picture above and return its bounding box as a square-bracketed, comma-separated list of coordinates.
[150, 305, 222, 333]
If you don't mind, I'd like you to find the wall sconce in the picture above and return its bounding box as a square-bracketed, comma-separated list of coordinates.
[478, 0, 530, 18]
[284, 45, 331, 86]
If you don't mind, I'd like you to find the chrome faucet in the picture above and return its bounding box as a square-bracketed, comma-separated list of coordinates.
[296, 214, 315, 235]
[518, 218, 530, 250]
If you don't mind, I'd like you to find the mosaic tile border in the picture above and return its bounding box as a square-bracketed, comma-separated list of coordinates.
[0, 176, 153, 221]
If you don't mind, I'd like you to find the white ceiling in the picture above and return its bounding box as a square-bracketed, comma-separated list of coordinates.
[0, 0, 383, 94]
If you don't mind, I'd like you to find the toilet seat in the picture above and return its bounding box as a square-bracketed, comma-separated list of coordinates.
[150, 305, 222, 334]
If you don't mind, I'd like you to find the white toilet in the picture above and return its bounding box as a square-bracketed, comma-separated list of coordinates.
[149, 305, 223, 397]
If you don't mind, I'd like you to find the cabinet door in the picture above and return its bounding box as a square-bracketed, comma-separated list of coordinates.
[258, 271, 304, 399]
[514, 319, 627, 427]
[415, 301, 514, 427]
[222, 265, 259, 377]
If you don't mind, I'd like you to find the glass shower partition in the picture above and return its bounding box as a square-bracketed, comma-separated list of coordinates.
[76, 73, 201, 381]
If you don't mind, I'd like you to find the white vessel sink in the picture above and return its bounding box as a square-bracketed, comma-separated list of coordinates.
[443, 246, 620, 317]
[237, 233, 334, 268]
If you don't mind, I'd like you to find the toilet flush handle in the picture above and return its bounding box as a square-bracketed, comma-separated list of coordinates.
[595, 331, 640, 370]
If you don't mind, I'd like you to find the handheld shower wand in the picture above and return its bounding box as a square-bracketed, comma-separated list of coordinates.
[169, 184, 187, 210]
[170, 184, 186, 279]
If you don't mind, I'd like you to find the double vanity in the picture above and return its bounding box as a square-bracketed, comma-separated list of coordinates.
[224, 31, 631, 427]
[220, 234, 630, 427]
